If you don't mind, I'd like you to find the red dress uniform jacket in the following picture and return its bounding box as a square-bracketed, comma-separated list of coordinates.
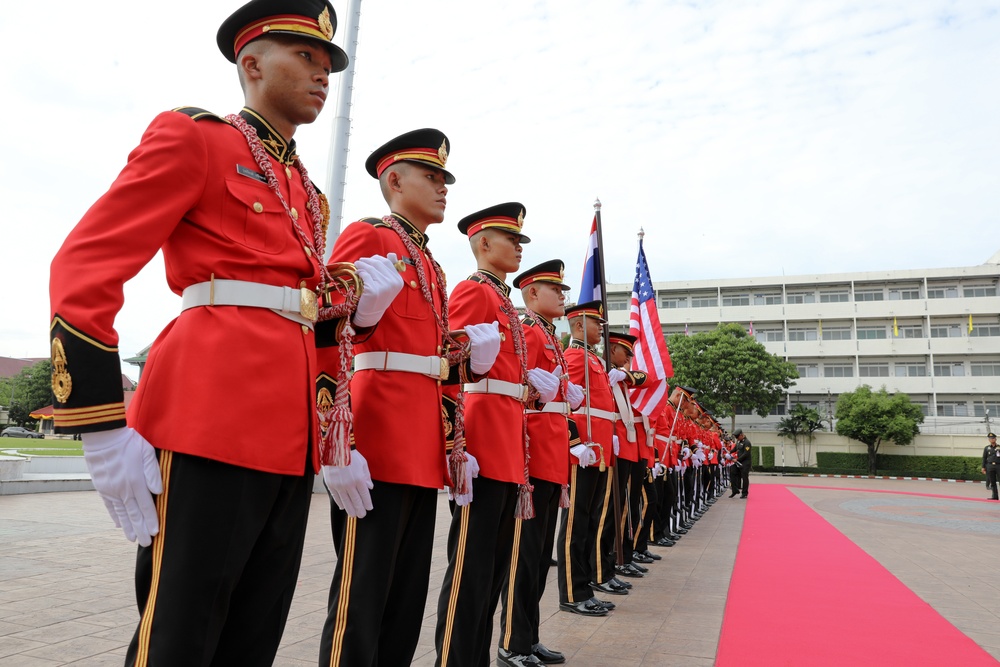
[522, 314, 570, 486]
[444, 272, 526, 484]
[613, 368, 649, 465]
[49, 108, 328, 475]
[565, 340, 614, 469]
[322, 214, 451, 489]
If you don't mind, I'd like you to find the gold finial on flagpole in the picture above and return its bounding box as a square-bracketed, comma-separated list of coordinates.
[594, 198, 601, 211]
[638, 227, 645, 241]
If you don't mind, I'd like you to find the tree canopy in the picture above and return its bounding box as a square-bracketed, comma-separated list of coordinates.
[835, 384, 924, 475]
[777, 403, 825, 466]
[1, 360, 53, 427]
[667, 323, 798, 429]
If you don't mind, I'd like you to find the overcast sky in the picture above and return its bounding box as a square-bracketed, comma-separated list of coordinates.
[2, 0, 998, 374]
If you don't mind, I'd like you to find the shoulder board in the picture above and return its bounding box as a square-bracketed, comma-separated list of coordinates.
[468, 274, 487, 284]
[522, 315, 537, 327]
[362, 217, 389, 228]
[172, 107, 228, 123]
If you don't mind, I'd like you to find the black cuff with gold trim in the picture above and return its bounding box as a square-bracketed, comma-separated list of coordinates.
[49, 315, 126, 434]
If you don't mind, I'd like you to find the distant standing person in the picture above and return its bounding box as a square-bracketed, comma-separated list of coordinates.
[982, 432, 999, 501]
[734, 428, 752, 499]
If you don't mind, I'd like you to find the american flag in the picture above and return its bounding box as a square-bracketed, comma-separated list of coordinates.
[628, 239, 673, 416]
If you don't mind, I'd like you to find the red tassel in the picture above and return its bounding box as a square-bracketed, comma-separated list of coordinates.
[559, 484, 570, 509]
[515, 482, 535, 519]
[448, 442, 469, 495]
[327, 321, 355, 467]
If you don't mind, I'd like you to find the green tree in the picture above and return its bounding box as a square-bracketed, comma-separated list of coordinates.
[667, 323, 798, 430]
[835, 385, 924, 475]
[3, 361, 53, 428]
[777, 403, 824, 466]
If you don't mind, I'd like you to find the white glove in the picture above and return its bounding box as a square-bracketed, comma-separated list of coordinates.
[566, 382, 584, 410]
[653, 462, 667, 477]
[570, 444, 596, 468]
[82, 427, 163, 547]
[612, 435, 620, 456]
[449, 452, 480, 506]
[323, 450, 374, 518]
[466, 321, 501, 375]
[607, 369, 627, 386]
[674, 464, 682, 473]
[352, 254, 405, 328]
[527, 365, 561, 404]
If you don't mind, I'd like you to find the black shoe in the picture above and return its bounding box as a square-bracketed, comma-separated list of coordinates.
[641, 549, 662, 561]
[497, 647, 543, 666]
[681, 522, 694, 529]
[531, 643, 566, 665]
[610, 576, 632, 590]
[590, 580, 629, 595]
[632, 551, 654, 564]
[667, 532, 682, 540]
[591, 598, 616, 611]
[674, 527, 689, 534]
[615, 563, 644, 578]
[653, 537, 675, 547]
[740, 495, 747, 499]
[729, 492, 738, 498]
[559, 599, 609, 616]
[629, 561, 649, 573]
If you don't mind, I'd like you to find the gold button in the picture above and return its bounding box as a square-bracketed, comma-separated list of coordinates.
[410, 280, 418, 288]
[432, 283, 437, 291]
[285, 166, 292, 179]
[500, 332, 506, 341]
[302, 325, 310, 335]
[304, 246, 312, 257]
[253, 202, 263, 213]
[290, 207, 299, 220]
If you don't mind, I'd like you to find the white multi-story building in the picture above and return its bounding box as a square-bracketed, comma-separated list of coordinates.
[604, 251, 1000, 434]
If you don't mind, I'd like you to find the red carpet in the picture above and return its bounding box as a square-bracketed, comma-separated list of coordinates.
[716, 485, 998, 666]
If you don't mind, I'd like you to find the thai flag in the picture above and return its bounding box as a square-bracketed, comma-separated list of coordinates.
[628, 238, 673, 416]
[579, 215, 602, 302]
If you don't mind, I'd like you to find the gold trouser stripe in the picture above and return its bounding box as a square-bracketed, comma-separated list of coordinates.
[501, 518, 523, 650]
[594, 470, 613, 584]
[134, 450, 171, 667]
[440, 505, 471, 665]
[563, 466, 577, 603]
[329, 517, 357, 666]
[635, 487, 649, 550]
[618, 477, 630, 538]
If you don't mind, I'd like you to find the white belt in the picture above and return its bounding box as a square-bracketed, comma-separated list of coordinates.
[573, 407, 616, 422]
[527, 402, 570, 415]
[355, 351, 448, 380]
[181, 279, 317, 329]
[464, 379, 528, 401]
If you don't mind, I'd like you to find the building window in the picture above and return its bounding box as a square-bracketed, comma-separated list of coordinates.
[964, 286, 998, 298]
[819, 291, 849, 303]
[690, 297, 718, 308]
[889, 288, 920, 300]
[788, 328, 818, 341]
[859, 363, 889, 377]
[855, 290, 884, 302]
[770, 404, 787, 416]
[796, 364, 819, 378]
[927, 287, 958, 299]
[914, 403, 929, 416]
[755, 329, 784, 343]
[937, 402, 969, 417]
[971, 362, 1000, 376]
[898, 325, 923, 339]
[933, 362, 965, 377]
[971, 324, 1000, 337]
[754, 293, 783, 305]
[722, 294, 750, 307]
[930, 324, 962, 338]
[895, 363, 927, 377]
[824, 365, 854, 378]
[974, 402, 1000, 417]
[822, 327, 851, 341]
[607, 297, 629, 311]
[787, 292, 816, 304]
[857, 327, 887, 340]
[660, 296, 687, 309]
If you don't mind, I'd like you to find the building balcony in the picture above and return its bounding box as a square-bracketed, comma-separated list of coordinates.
[856, 300, 926, 319]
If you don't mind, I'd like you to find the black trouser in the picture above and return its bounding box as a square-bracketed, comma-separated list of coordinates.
[988, 467, 1000, 499]
[649, 472, 668, 541]
[598, 463, 625, 577]
[636, 471, 656, 553]
[499, 478, 560, 655]
[616, 458, 644, 564]
[557, 464, 608, 603]
[127, 450, 312, 667]
[320, 482, 438, 667]
[730, 464, 742, 494]
[435, 475, 517, 667]
[740, 464, 751, 497]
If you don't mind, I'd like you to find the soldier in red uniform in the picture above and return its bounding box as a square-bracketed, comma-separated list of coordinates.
[436, 203, 534, 667]
[317, 130, 501, 666]
[557, 301, 625, 615]
[498, 260, 581, 667]
[46, 2, 406, 664]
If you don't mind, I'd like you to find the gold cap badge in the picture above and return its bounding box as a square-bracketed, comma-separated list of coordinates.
[318, 7, 334, 39]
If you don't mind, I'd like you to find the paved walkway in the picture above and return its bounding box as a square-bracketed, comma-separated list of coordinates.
[1, 476, 998, 666]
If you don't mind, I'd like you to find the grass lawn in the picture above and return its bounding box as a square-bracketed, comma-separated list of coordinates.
[0, 437, 84, 456]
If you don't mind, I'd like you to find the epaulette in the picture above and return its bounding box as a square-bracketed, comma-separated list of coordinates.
[362, 217, 389, 227]
[522, 315, 537, 327]
[468, 274, 488, 284]
[172, 107, 229, 123]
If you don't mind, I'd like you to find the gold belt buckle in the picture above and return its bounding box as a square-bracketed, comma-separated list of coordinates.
[300, 288, 319, 323]
[521, 385, 529, 402]
[439, 356, 449, 381]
